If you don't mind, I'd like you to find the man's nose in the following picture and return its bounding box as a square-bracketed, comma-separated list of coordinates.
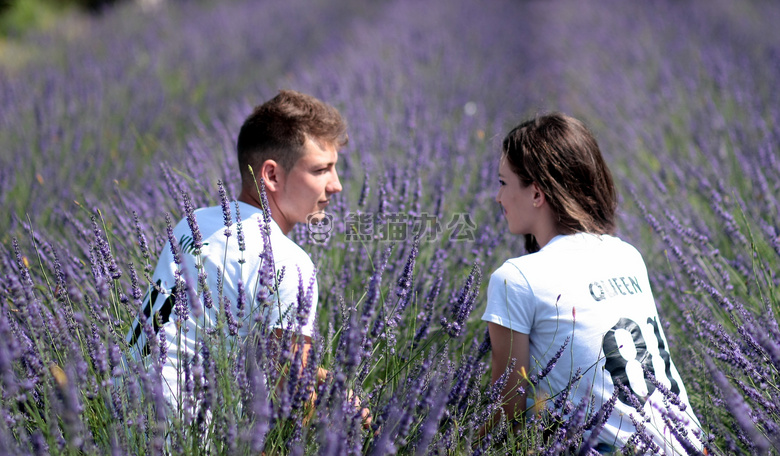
[328, 171, 343, 194]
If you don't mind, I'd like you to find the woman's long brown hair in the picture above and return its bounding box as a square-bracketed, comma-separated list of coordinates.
[502, 113, 617, 253]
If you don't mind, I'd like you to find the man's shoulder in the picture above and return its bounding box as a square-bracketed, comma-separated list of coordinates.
[170, 205, 223, 229]
[172, 203, 316, 269]
[169, 205, 230, 243]
[269, 227, 314, 269]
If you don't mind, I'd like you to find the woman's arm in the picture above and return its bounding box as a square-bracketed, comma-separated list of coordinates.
[480, 323, 530, 436]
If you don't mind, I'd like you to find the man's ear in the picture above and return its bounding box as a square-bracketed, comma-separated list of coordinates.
[260, 159, 283, 193]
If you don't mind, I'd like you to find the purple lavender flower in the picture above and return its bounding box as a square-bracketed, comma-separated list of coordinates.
[158, 326, 168, 368]
[234, 201, 246, 262]
[258, 177, 273, 226]
[196, 340, 214, 433]
[533, 336, 570, 386]
[705, 356, 771, 453]
[165, 213, 183, 267]
[222, 294, 239, 336]
[357, 172, 370, 207]
[413, 274, 442, 347]
[395, 237, 419, 299]
[236, 279, 246, 319]
[91, 215, 122, 280]
[218, 179, 233, 237]
[581, 391, 617, 454]
[197, 269, 212, 310]
[182, 191, 203, 254]
[440, 263, 482, 338]
[295, 266, 316, 331]
[133, 211, 153, 273]
[128, 261, 143, 304]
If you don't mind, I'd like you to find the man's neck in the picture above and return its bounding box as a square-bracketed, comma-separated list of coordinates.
[237, 187, 291, 235]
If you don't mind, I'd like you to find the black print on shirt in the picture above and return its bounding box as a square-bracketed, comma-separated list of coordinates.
[128, 279, 177, 357]
[589, 276, 642, 301]
[602, 317, 680, 407]
[179, 234, 208, 256]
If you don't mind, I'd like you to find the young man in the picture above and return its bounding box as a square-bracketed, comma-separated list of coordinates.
[127, 90, 346, 413]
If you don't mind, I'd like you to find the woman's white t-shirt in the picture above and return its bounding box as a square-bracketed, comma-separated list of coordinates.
[483, 233, 702, 454]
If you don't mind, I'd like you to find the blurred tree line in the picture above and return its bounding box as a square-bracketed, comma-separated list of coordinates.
[1, 0, 122, 13]
[0, 0, 125, 36]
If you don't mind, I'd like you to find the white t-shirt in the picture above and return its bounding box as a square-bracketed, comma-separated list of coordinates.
[127, 202, 318, 407]
[482, 233, 702, 454]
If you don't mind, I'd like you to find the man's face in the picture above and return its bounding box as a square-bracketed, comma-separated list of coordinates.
[274, 137, 342, 234]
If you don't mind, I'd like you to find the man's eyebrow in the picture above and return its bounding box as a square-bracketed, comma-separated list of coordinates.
[310, 159, 337, 168]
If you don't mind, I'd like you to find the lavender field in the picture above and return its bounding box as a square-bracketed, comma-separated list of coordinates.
[1, 0, 779, 454]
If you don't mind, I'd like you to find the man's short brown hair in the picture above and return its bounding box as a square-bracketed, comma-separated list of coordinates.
[237, 90, 348, 185]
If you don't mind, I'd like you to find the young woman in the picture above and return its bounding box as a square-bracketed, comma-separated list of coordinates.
[482, 113, 703, 454]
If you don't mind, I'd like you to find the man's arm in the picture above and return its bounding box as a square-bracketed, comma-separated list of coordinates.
[271, 328, 327, 384]
[271, 328, 371, 427]
[480, 323, 530, 436]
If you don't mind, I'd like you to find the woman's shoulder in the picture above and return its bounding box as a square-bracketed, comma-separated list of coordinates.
[491, 257, 524, 276]
[544, 232, 642, 254]
[496, 234, 644, 273]
[488, 258, 534, 300]
[593, 233, 645, 260]
[489, 256, 535, 288]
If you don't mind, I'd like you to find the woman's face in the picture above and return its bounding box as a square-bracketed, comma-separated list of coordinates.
[496, 157, 538, 235]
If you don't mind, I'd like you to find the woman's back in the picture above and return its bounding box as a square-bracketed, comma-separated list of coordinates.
[485, 232, 703, 452]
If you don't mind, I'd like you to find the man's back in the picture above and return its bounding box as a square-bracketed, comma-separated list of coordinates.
[127, 201, 318, 407]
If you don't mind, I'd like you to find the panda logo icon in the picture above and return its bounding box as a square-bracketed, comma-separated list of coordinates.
[306, 212, 334, 244]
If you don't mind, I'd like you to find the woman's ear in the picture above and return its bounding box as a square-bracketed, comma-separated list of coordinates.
[531, 182, 546, 207]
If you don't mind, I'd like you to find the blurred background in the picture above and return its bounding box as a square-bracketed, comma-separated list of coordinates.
[1, 0, 778, 453]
